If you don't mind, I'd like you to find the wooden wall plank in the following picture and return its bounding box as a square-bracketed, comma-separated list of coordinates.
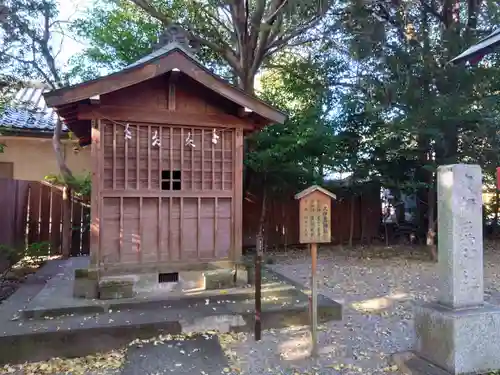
[119, 196, 123, 262]
[138, 196, 143, 263]
[39, 184, 51, 245]
[90, 120, 100, 265]
[197, 197, 200, 258]
[170, 127, 173, 190]
[168, 196, 172, 260]
[98, 119, 104, 264]
[148, 125, 151, 190]
[136, 125, 140, 190]
[191, 127, 194, 190]
[211, 132, 215, 190]
[201, 129, 205, 191]
[113, 123, 117, 190]
[221, 131, 224, 190]
[213, 197, 218, 259]
[159, 127, 162, 189]
[233, 129, 243, 261]
[158, 197, 162, 261]
[179, 197, 183, 259]
[125, 123, 129, 190]
[182, 128, 186, 191]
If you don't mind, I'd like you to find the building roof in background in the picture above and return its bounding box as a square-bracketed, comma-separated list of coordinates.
[0, 83, 65, 133]
[450, 28, 500, 64]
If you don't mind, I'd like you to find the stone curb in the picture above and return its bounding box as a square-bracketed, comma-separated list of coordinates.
[390, 352, 452, 375]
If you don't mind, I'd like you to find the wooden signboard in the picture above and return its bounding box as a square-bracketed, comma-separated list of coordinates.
[296, 185, 335, 244]
[295, 185, 336, 357]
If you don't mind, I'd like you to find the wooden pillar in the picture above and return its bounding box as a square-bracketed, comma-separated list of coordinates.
[233, 129, 243, 261]
[90, 120, 101, 266]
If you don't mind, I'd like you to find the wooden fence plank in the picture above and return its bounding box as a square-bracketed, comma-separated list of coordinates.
[50, 190, 63, 254]
[39, 184, 51, 245]
[71, 200, 82, 256]
[27, 183, 41, 245]
[0, 179, 29, 272]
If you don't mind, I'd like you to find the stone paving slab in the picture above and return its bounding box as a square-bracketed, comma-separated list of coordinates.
[120, 335, 230, 375]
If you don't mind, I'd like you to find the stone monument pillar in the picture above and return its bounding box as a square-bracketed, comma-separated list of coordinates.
[411, 164, 500, 374]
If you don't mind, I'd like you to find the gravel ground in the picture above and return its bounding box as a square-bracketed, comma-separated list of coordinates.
[220, 243, 500, 375]
[5, 243, 500, 375]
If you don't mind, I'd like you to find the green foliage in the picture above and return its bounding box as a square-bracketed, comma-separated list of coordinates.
[336, 0, 500, 195]
[0, 241, 50, 281]
[69, 0, 232, 81]
[246, 50, 347, 195]
[44, 172, 91, 200]
[0, 0, 67, 88]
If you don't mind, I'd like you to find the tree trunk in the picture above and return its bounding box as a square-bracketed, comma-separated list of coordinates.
[53, 120, 76, 259]
[61, 186, 72, 259]
[494, 189, 499, 237]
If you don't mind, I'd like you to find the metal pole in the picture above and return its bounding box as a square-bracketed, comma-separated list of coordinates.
[310, 242, 318, 357]
[255, 234, 263, 341]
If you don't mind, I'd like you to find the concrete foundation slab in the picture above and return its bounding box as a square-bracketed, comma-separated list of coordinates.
[414, 302, 500, 374]
[0, 257, 342, 365]
[391, 352, 452, 375]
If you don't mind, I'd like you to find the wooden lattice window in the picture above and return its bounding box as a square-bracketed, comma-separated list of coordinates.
[161, 170, 181, 190]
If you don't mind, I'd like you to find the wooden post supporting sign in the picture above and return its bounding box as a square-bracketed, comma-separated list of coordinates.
[295, 185, 336, 357]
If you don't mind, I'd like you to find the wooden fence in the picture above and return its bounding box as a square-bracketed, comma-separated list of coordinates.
[0, 179, 90, 257]
[2, 178, 381, 262]
[242, 182, 382, 248]
[0, 178, 30, 271]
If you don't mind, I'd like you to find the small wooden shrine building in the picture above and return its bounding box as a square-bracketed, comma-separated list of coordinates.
[44, 26, 285, 275]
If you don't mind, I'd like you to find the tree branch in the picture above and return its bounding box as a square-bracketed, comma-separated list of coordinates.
[265, 16, 323, 54]
[127, 0, 170, 25]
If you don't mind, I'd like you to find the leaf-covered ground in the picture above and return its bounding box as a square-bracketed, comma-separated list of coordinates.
[220, 242, 500, 375]
[4, 243, 500, 374]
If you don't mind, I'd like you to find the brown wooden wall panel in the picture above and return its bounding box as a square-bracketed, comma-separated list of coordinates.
[100, 76, 168, 109]
[141, 198, 159, 263]
[169, 198, 181, 261]
[101, 197, 120, 263]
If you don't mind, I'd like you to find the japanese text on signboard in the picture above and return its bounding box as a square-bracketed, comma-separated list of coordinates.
[299, 196, 331, 244]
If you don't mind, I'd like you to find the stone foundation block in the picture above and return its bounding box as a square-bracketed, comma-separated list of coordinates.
[73, 268, 98, 299]
[179, 271, 205, 291]
[234, 265, 249, 286]
[204, 269, 235, 290]
[99, 277, 135, 300]
[415, 301, 500, 374]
